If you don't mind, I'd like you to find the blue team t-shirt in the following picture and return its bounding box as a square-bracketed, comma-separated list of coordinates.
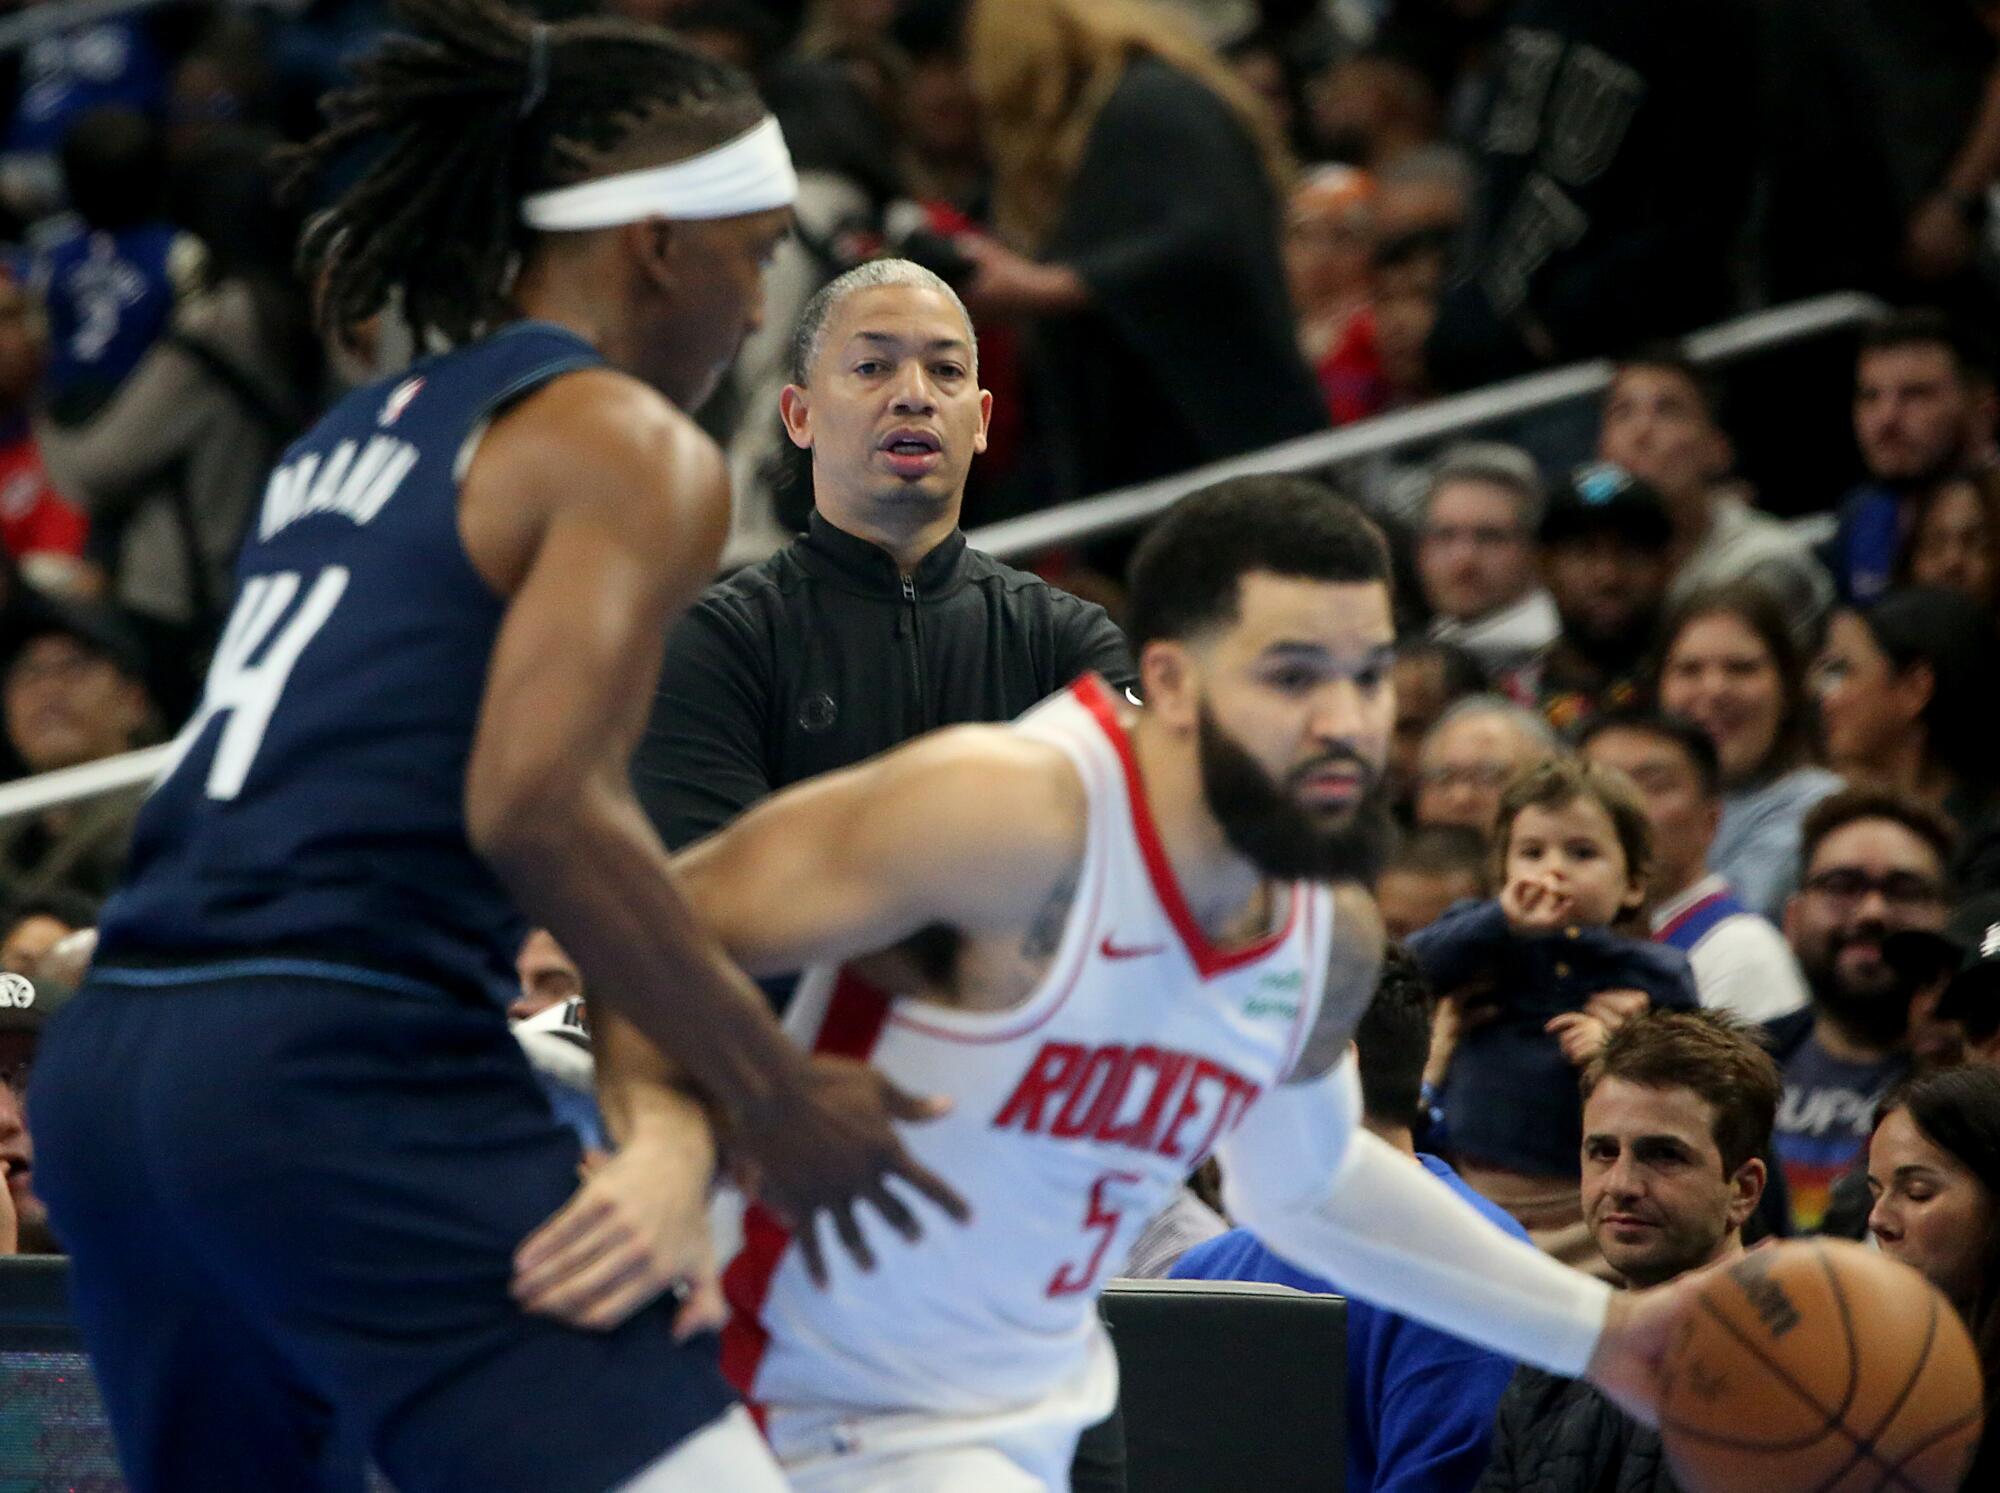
[1171, 1153, 1529, 1493]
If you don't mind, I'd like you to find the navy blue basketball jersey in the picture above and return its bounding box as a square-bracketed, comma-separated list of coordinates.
[95, 321, 606, 1007]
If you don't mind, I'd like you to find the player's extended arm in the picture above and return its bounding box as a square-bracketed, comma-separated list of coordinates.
[1214, 897, 1684, 1426]
[460, 371, 961, 1254]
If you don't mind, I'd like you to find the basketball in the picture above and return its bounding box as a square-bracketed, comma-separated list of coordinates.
[1659, 1241, 1984, 1493]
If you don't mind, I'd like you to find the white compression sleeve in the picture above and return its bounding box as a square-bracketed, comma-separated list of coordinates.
[1217, 1054, 1612, 1378]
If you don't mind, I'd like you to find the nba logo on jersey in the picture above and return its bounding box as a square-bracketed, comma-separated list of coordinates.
[379, 376, 425, 427]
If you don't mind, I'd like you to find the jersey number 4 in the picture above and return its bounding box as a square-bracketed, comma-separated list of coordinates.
[158, 568, 351, 801]
[1047, 1169, 1142, 1298]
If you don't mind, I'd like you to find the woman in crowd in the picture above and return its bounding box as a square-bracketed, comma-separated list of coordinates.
[1867, 1065, 2000, 1489]
[1898, 472, 2000, 615]
[1815, 586, 2000, 851]
[1656, 584, 1842, 919]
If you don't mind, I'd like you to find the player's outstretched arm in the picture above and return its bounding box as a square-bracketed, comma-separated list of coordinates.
[671, 725, 1088, 977]
[1212, 888, 1671, 1423]
[459, 371, 963, 1263]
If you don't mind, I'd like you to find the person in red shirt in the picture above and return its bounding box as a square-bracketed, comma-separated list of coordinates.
[1285, 164, 1388, 425]
[0, 270, 89, 585]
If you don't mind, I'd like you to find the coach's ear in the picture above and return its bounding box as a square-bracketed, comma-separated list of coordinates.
[1139, 639, 1200, 733]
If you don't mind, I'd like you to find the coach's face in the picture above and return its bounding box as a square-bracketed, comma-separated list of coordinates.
[1186, 572, 1397, 883]
[782, 285, 991, 520]
[1582, 1077, 1762, 1289]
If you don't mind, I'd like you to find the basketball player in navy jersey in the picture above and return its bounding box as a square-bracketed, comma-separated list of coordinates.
[25, 3, 963, 1490]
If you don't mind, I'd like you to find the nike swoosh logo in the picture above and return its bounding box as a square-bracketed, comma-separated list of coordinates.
[1100, 935, 1166, 960]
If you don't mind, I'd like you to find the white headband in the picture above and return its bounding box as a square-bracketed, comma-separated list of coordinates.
[520, 115, 797, 231]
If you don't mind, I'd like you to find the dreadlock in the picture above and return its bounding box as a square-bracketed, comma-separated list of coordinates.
[285, 0, 765, 348]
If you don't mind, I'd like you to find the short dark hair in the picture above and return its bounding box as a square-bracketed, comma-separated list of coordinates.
[1581, 1009, 1781, 1176]
[60, 107, 165, 230]
[1858, 308, 1996, 388]
[1609, 342, 1721, 422]
[1579, 709, 1722, 800]
[1383, 822, 1489, 894]
[1126, 476, 1392, 649]
[1494, 757, 1653, 895]
[1798, 787, 1958, 889]
[1357, 943, 1436, 1131]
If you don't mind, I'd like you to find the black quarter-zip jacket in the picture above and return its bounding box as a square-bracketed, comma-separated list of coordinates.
[632, 511, 1137, 851]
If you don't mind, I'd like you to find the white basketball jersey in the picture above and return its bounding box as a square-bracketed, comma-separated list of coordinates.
[721, 675, 1336, 1420]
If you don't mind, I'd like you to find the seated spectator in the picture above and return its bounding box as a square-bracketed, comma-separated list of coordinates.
[1408, 760, 1699, 1267]
[1776, 790, 1956, 1232]
[1388, 637, 1484, 822]
[1528, 464, 1672, 734]
[1413, 695, 1559, 839]
[1865, 1065, 2000, 1487]
[1285, 165, 1386, 425]
[0, 271, 89, 594]
[1476, 1010, 1778, 1492]
[1657, 585, 1844, 919]
[1596, 348, 1831, 643]
[1176, 946, 1526, 1493]
[1370, 227, 1451, 411]
[34, 108, 198, 422]
[1885, 895, 2000, 1068]
[1897, 471, 2000, 612]
[1815, 587, 2000, 851]
[1581, 712, 1810, 1026]
[1416, 444, 1558, 687]
[1377, 823, 1488, 942]
[0, 890, 95, 977]
[0, 986, 58, 1254]
[0, 601, 156, 909]
[1822, 310, 1999, 606]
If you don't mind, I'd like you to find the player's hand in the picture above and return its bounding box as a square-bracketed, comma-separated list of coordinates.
[1586, 1261, 1725, 1428]
[736, 1054, 970, 1286]
[511, 1114, 722, 1338]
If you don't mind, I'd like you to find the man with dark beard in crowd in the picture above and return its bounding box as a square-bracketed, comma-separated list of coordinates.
[1526, 464, 1672, 735]
[1775, 789, 1956, 1231]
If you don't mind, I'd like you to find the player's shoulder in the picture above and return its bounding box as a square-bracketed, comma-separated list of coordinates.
[478, 367, 723, 518]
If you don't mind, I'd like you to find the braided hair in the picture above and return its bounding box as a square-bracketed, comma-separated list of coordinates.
[286, 0, 765, 348]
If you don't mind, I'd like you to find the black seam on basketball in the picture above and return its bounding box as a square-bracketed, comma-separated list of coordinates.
[1818, 1242, 1866, 1425]
[1874, 1403, 1987, 1490]
[1663, 1295, 1852, 1452]
[1672, 1289, 1896, 1473]
[1814, 1292, 1943, 1493]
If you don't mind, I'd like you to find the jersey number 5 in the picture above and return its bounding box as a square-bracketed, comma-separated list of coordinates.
[159, 568, 351, 801]
[1047, 1169, 1141, 1298]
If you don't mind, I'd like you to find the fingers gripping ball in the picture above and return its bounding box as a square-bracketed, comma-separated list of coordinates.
[1660, 1241, 1983, 1493]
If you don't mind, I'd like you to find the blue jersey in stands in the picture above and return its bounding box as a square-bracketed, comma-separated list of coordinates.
[95, 321, 605, 1008]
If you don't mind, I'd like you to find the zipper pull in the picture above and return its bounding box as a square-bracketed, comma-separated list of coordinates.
[901, 575, 917, 603]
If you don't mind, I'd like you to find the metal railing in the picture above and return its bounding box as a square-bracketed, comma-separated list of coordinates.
[0, 291, 1882, 830]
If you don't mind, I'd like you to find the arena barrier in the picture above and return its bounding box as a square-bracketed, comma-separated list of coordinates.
[0, 289, 1881, 833]
[0, 1261, 1347, 1490]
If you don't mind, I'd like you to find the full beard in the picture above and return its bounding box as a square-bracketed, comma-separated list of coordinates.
[1801, 932, 1914, 1048]
[1196, 704, 1394, 885]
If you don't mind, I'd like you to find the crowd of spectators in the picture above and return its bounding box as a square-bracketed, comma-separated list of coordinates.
[2, 0, 2000, 1488]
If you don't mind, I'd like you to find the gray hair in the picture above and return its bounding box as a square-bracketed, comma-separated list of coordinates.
[790, 258, 977, 384]
[1420, 693, 1562, 762]
[1421, 442, 1546, 533]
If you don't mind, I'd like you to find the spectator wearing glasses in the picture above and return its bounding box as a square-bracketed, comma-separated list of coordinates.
[1417, 444, 1559, 688]
[1776, 790, 1956, 1232]
[1656, 585, 1843, 920]
[1413, 696, 1560, 841]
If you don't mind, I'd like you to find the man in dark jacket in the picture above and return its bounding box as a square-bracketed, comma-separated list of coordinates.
[1475, 1010, 1778, 1493]
[632, 258, 1134, 857]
